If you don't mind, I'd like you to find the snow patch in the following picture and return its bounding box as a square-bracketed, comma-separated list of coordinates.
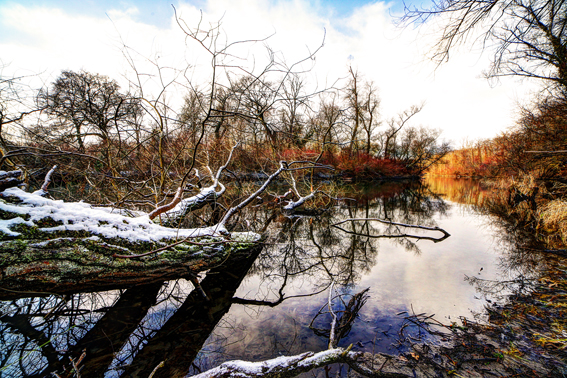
[0, 217, 33, 236]
[0, 188, 245, 242]
[230, 231, 261, 243]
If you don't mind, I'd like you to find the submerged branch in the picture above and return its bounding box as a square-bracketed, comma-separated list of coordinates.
[331, 218, 450, 243]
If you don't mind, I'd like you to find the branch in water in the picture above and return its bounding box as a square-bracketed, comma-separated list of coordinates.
[188, 347, 410, 378]
[331, 218, 450, 243]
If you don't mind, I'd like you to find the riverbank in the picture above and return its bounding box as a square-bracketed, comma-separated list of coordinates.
[404, 175, 567, 377]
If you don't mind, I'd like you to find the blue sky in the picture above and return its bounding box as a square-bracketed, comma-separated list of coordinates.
[0, 0, 415, 28]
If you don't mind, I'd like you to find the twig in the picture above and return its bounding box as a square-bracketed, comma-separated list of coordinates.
[148, 361, 165, 378]
[328, 282, 337, 349]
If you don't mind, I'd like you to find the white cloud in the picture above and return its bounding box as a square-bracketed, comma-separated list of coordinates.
[0, 0, 539, 143]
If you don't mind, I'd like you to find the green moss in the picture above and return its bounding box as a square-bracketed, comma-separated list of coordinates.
[0, 194, 23, 204]
[0, 209, 30, 221]
[0, 207, 258, 286]
[35, 217, 64, 228]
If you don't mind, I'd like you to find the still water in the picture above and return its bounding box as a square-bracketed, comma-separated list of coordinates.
[0, 177, 541, 377]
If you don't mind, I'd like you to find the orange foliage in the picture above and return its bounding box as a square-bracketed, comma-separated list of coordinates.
[427, 139, 508, 177]
[319, 151, 413, 178]
[428, 97, 567, 179]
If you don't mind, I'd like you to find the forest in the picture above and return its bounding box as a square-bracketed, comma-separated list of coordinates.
[0, 0, 567, 377]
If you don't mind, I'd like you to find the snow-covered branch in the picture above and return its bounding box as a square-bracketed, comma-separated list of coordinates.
[218, 161, 287, 227]
[32, 165, 58, 197]
[150, 144, 239, 226]
[148, 187, 184, 220]
[189, 348, 410, 378]
[282, 172, 318, 211]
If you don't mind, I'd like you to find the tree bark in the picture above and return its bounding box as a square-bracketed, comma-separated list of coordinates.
[0, 184, 260, 300]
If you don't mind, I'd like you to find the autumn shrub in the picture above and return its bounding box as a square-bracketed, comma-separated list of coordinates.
[279, 148, 319, 162]
[321, 151, 411, 178]
[427, 141, 506, 177]
[429, 96, 567, 179]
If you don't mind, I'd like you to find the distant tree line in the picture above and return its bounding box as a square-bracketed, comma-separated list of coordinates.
[0, 56, 448, 208]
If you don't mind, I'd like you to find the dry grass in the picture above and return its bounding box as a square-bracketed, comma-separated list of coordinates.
[539, 199, 567, 243]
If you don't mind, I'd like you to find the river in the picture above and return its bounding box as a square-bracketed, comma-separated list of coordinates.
[0, 177, 545, 377]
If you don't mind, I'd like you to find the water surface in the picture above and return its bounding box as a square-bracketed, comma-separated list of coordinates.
[0, 177, 541, 377]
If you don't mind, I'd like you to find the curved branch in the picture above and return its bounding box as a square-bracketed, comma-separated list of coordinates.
[331, 218, 451, 243]
[148, 187, 183, 220]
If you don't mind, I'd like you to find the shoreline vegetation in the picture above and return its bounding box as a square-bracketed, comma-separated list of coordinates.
[420, 91, 567, 376]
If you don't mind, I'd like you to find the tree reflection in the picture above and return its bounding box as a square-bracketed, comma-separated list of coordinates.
[424, 177, 551, 300]
[0, 246, 263, 378]
[0, 180, 453, 378]
[248, 180, 450, 291]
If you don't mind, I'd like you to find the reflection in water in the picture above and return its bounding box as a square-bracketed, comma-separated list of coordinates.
[0, 178, 546, 377]
[0, 247, 262, 378]
[199, 178, 542, 371]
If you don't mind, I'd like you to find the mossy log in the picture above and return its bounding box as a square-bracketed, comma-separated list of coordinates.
[0, 187, 260, 300]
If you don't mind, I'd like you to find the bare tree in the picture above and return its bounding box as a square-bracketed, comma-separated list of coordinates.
[397, 126, 451, 173]
[382, 104, 423, 159]
[345, 66, 362, 152]
[401, 0, 567, 93]
[279, 74, 311, 148]
[359, 81, 381, 155]
[0, 64, 40, 169]
[37, 70, 141, 155]
[344, 68, 381, 155]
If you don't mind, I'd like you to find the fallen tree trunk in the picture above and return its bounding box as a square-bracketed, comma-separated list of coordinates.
[0, 185, 260, 299]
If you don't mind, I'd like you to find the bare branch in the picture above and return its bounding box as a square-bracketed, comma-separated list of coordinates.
[148, 187, 183, 220]
[332, 218, 451, 243]
[188, 347, 410, 378]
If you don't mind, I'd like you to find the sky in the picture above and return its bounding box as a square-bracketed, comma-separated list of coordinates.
[0, 0, 540, 144]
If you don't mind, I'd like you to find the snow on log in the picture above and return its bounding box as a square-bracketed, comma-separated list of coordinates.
[0, 186, 260, 299]
[0, 169, 23, 191]
[0, 187, 233, 241]
[189, 348, 411, 378]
